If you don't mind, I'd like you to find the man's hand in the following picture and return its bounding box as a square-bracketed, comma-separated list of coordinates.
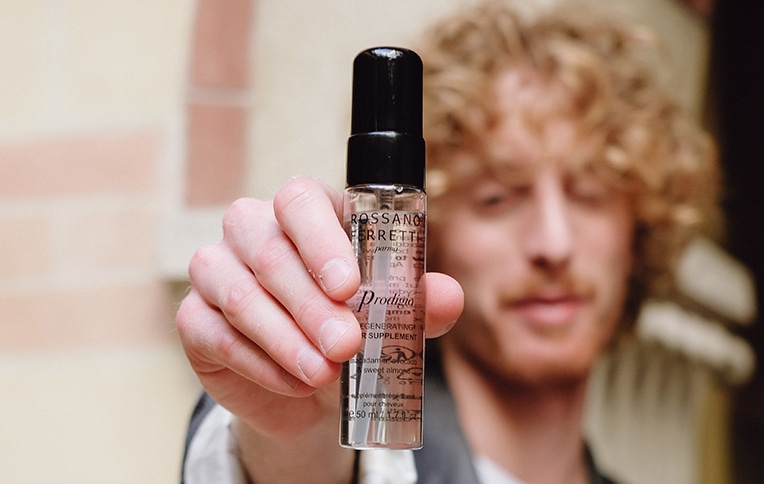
[176, 176, 463, 482]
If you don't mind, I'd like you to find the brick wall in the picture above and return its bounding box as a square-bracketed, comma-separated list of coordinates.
[0, 0, 253, 481]
[0, 131, 171, 351]
[186, 0, 251, 205]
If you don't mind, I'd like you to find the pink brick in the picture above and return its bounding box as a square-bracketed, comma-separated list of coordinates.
[191, 0, 253, 88]
[0, 214, 52, 280]
[0, 131, 160, 200]
[0, 282, 176, 351]
[186, 103, 246, 206]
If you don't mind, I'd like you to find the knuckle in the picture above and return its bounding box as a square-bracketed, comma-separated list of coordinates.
[187, 244, 220, 282]
[249, 232, 294, 277]
[222, 197, 255, 226]
[292, 290, 328, 325]
[274, 177, 320, 218]
[249, 215, 298, 277]
[221, 279, 263, 329]
[222, 197, 272, 240]
[212, 328, 246, 362]
[175, 295, 217, 355]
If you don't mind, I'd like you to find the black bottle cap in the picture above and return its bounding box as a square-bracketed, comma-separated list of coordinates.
[346, 47, 425, 189]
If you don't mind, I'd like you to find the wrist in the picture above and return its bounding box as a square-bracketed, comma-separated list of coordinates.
[232, 417, 356, 484]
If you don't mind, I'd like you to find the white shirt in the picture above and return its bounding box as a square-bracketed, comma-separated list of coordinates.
[184, 403, 522, 484]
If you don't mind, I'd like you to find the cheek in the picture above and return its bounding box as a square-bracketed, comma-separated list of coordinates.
[430, 215, 506, 315]
[604, 216, 635, 279]
[591, 229, 632, 282]
[431, 212, 511, 289]
[580, 212, 635, 319]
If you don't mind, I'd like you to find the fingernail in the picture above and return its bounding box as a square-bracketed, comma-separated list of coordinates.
[319, 318, 352, 354]
[297, 347, 325, 381]
[318, 258, 353, 293]
[282, 369, 301, 390]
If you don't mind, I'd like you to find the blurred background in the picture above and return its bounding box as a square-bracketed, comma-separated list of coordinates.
[0, 0, 761, 482]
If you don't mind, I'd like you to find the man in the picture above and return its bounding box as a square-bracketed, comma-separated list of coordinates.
[176, 1, 719, 482]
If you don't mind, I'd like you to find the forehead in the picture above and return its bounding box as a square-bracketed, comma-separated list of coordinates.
[482, 69, 603, 169]
[427, 69, 616, 198]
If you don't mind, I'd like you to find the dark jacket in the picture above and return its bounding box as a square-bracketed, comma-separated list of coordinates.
[413, 356, 617, 483]
[182, 356, 617, 483]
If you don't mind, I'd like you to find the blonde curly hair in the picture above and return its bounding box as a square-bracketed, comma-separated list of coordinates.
[418, 0, 721, 324]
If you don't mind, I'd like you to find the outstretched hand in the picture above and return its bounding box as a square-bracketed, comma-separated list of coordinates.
[176, 175, 463, 445]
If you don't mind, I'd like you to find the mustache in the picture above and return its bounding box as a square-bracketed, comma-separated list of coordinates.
[499, 272, 595, 304]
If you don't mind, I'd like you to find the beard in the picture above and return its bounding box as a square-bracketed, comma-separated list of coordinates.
[497, 270, 596, 310]
[442, 270, 616, 391]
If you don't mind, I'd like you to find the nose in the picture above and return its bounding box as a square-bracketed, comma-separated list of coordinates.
[523, 174, 573, 270]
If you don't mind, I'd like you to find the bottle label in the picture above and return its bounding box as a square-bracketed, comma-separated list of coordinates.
[341, 209, 425, 448]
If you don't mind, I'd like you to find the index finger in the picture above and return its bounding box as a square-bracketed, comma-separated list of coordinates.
[273, 176, 360, 302]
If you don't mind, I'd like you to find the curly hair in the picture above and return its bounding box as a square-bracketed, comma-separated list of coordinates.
[418, 0, 721, 324]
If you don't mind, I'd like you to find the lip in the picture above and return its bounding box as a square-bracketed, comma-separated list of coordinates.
[509, 294, 583, 332]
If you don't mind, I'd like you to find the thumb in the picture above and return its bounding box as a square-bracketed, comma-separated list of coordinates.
[423, 272, 464, 339]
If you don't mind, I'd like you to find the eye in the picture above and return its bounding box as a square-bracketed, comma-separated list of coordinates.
[478, 190, 507, 208]
[568, 174, 612, 206]
[469, 181, 528, 216]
